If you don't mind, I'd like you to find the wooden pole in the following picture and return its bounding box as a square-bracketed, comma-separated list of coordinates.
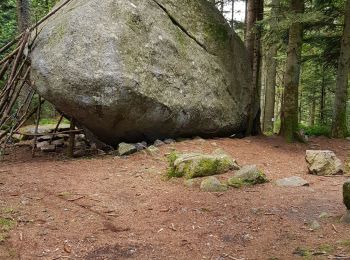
[67, 118, 75, 157]
[32, 96, 42, 157]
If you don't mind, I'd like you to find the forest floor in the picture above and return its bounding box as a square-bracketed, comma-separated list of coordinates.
[1, 136, 350, 260]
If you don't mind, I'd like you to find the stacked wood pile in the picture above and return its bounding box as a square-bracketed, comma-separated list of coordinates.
[0, 0, 80, 158]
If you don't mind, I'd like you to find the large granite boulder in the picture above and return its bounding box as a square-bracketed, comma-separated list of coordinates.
[31, 0, 252, 145]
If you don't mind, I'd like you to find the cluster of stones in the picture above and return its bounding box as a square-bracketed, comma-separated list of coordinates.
[117, 139, 176, 156]
[166, 149, 269, 192]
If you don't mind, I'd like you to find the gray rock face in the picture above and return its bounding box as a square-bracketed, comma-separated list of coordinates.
[276, 176, 309, 187]
[30, 0, 252, 145]
[305, 150, 343, 176]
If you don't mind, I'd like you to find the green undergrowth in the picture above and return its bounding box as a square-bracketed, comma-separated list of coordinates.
[0, 217, 16, 243]
[299, 124, 331, 137]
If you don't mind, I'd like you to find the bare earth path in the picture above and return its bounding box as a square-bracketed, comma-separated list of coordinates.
[1, 136, 350, 260]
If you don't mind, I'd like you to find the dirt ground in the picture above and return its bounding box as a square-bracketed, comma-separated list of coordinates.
[1, 136, 350, 260]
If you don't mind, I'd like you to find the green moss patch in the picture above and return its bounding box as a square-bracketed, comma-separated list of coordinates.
[0, 217, 16, 243]
[227, 177, 244, 188]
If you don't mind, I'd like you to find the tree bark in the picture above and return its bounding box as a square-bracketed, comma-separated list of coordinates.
[245, 0, 264, 136]
[309, 94, 316, 127]
[263, 0, 279, 133]
[16, 0, 30, 32]
[320, 64, 326, 125]
[279, 0, 304, 142]
[331, 0, 350, 138]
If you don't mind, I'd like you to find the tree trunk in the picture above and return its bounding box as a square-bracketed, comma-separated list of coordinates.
[279, 0, 304, 142]
[231, 0, 235, 29]
[320, 64, 326, 125]
[263, 0, 279, 133]
[309, 94, 316, 127]
[331, 0, 350, 138]
[16, 0, 30, 32]
[245, 0, 264, 136]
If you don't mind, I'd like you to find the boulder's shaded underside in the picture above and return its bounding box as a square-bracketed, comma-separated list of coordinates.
[31, 0, 252, 145]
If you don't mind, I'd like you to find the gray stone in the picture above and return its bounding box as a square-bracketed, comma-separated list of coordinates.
[305, 150, 343, 176]
[118, 142, 137, 156]
[37, 141, 49, 148]
[184, 179, 196, 188]
[40, 144, 56, 152]
[233, 165, 268, 184]
[341, 210, 350, 223]
[37, 135, 52, 142]
[318, 212, 330, 219]
[309, 220, 321, 230]
[276, 176, 309, 187]
[52, 139, 65, 147]
[135, 142, 147, 151]
[164, 139, 176, 144]
[31, 0, 252, 146]
[200, 177, 227, 192]
[154, 140, 165, 147]
[145, 145, 160, 156]
[18, 124, 70, 136]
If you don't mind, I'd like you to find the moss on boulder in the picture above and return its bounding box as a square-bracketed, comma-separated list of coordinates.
[167, 150, 239, 179]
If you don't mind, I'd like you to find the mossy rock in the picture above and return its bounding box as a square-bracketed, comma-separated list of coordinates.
[200, 177, 227, 192]
[227, 177, 244, 188]
[167, 150, 239, 179]
[233, 165, 268, 185]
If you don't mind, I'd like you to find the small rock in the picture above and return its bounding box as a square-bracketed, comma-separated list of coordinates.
[251, 208, 263, 214]
[37, 135, 52, 142]
[276, 176, 309, 187]
[341, 210, 350, 223]
[118, 142, 137, 156]
[37, 141, 49, 148]
[75, 141, 86, 149]
[309, 220, 321, 230]
[145, 145, 160, 156]
[164, 139, 176, 144]
[319, 212, 330, 219]
[305, 150, 343, 176]
[52, 139, 65, 147]
[135, 142, 147, 151]
[200, 177, 227, 192]
[40, 144, 56, 152]
[233, 165, 268, 184]
[12, 134, 24, 141]
[154, 140, 165, 147]
[184, 179, 195, 188]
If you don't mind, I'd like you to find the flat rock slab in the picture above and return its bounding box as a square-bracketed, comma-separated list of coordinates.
[18, 124, 70, 135]
[276, 176, 309, 187]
